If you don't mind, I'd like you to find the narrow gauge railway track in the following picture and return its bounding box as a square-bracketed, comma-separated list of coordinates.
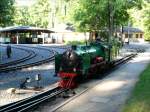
[0, 45, 58, 72]
[0, 52, 137, 112]
[0, 87, 68, 112]
[113, 53, 137, 66]
[17, 44, 59, 59]
[113, 47, 145, 66]
[38, 45, 70, 55]
[46, 45, 71, 50]
[0, 45, 36, 68]
[127, 47, 145, 53]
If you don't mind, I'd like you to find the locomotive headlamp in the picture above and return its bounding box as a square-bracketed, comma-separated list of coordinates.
[73, 68, 76, 72]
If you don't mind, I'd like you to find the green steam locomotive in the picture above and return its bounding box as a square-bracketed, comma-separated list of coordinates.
[55, 39, 121, 89]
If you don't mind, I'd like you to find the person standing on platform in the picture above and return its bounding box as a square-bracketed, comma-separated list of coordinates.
[6, 44, 12, 58]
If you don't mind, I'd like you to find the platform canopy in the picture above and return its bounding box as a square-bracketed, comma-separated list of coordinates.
[0, 26, 54, 33]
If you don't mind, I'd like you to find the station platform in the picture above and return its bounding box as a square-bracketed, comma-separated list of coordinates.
[53, 44, 150, 112]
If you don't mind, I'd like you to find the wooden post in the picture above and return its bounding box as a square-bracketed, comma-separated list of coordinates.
[16, 32, 19, 44]
[43, 33, 44, 44]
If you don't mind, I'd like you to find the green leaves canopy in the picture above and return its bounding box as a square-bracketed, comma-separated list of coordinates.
[0, 0, 15, 27]
[31, 0, 51, 28]
[143, 1, 150, 40]
[71, 0, 142, 32]
[128, 0, 150, 40]
[14, 0, 51, 28]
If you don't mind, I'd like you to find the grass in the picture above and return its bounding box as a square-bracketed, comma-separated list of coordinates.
[123, 63, 150, 112]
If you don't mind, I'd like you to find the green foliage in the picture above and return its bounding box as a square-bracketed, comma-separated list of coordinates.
[144, 32, 150, 41]
[14, 6, 31, 26]
[66, 40, 86, 45]
[67, 0, 143, 44]
[54, 0, 67, 23]
[71, 0, 142, 33]
[143, 1, 150, 40]
[31, 0, 51, 28]
[72, 0, 108, 32]
[13, 0, 72, 28]
[0, 0, 15, 27]
[129, 0, 150, 41]
[52, 0, 76, 25]
[126, 0, 143, 9]
[14, 0, 51, 28]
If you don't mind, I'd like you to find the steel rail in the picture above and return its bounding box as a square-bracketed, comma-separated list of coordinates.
[0, 87, 59, 110]
[0, 45, 58, 72]
[113, 53, 137, 66]
[0, 45, 36, 68]
[0, 87, 67, 112]
[114, 47, 145, 66]
[46, 45, 70, 50]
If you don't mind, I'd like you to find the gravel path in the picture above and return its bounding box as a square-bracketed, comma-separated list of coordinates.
[0, 44, 68, 106]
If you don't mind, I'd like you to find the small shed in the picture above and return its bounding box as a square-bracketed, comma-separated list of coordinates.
[122, 27, 144, 38]
[117, 26, 144, 42]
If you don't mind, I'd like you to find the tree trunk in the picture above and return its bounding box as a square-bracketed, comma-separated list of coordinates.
[89, 31, 96, 42]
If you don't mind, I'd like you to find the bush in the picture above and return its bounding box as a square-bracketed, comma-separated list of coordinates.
[65, 40, 87, 45]
[144, 32, 150, 41]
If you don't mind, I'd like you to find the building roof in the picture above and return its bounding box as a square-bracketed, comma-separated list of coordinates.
[0, 26, 54, 33]
[118, 27, 144, 33]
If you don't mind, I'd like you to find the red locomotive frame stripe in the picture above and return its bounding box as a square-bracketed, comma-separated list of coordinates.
[58, 72, 78, 89]
[58, 72, 78, 78]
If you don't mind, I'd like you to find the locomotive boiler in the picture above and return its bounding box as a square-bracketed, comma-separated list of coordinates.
[55, 40, 121, 89]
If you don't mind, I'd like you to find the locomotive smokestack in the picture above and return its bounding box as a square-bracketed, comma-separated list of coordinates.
[71, 45, 77, 50]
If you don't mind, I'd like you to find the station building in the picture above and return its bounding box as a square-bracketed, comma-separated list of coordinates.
[0, 25, 90, 44]
[0, 26, 54, 44]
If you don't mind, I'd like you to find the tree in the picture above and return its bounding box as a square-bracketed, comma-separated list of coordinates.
[49, 0, 74, 27]
[31, 0, 51, 28]
[0, 0, 15, 27]
[14, 0, 51, 28]
[143, 1, 150, 40]
[128, 0, 150, 41]
[70, 0, 142, 40]
[14, 6, 31, 26]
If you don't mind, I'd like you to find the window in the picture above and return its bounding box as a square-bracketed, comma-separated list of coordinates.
[136, 34, 138, 38]
[140, 34, 143, 38]
[125, 34, 128, 38]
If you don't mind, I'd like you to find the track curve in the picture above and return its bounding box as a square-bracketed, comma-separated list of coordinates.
[0, 45, 57, 73]
[0, 45, 36, 68]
